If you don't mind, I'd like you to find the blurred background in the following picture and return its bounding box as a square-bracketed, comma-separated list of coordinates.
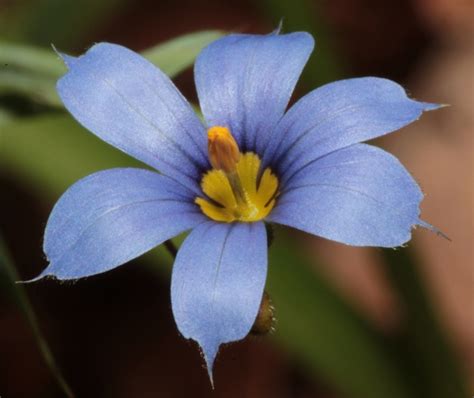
[1, 0, 473, 397]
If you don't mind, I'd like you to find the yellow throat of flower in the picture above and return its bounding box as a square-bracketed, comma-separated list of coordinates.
[195, 126, 279, 223]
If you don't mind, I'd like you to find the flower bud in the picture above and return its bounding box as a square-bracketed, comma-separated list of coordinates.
[251, 291, 275, 335]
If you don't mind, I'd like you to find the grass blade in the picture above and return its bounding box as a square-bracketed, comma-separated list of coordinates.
[383, 248, 468, 398]
[0, 238, 74, 397]
[0, 41, 66, 77]
[142, 30, 224, 77]
[0, 30, 224, 108]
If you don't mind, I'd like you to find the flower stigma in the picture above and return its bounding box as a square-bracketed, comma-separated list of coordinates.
[195, 126, 279, 222]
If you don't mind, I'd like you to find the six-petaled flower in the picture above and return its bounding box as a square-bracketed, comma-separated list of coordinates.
[31, 30, 441, 381]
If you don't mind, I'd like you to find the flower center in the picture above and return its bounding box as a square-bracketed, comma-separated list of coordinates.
[195, 126, 279, 222]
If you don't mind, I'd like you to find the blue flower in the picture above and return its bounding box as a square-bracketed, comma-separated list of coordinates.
[33, 31, 440, 379]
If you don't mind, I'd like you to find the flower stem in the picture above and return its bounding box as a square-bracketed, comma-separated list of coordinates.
[0, 239, 75, 398]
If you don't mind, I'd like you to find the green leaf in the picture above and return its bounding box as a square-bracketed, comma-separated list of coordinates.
[267, 237, 416, 398]
[0, 70, 60, 106]
[0, 239, 74, 397]
[1, 115, 142, 196]
[0, 107, 15, 126]
[0, 41, 66, 78]
[0, 30, 224, 109]
[142, 30, 225, 77]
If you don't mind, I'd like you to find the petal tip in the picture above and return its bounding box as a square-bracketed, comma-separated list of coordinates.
[17, 271, 49, 284]
[272, 19, 284, 35]
[422, 102, 447, 111]
[418, 220, 451, 241]
[200, 340, 220, 388]
[51, 44, 77, 69]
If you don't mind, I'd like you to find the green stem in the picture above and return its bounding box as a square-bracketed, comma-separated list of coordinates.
[382, 248, 468, 398]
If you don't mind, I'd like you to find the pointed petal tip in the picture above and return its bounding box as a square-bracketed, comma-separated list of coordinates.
[207, 365, 215, 390]
[16, 272, 49, 284]
[422, 102, 449, 111]
[201, 340, 219, 388]
[51, 43, 77, 69]
[418, 220, 451, 241]
[272, 19, 284, 35]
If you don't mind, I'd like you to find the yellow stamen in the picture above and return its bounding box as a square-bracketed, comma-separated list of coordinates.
[196, 126, 279, 222]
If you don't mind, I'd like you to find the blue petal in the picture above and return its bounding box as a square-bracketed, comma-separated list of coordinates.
[51, 44, 77, 69]
[57, 43, 208, 194]
[60, 53, 77, 68]
[194, 32, 314, 152]
[171, 221, 267, 381]
[36, 168, 204, 280]
[269, 144, 424, 247]
[263, 77, 440, 184]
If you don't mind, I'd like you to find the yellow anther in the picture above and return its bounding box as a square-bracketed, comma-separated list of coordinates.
[195, 152, 279, 223]
[198, 126, 279, 222]
[207, 126, 240, 173]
